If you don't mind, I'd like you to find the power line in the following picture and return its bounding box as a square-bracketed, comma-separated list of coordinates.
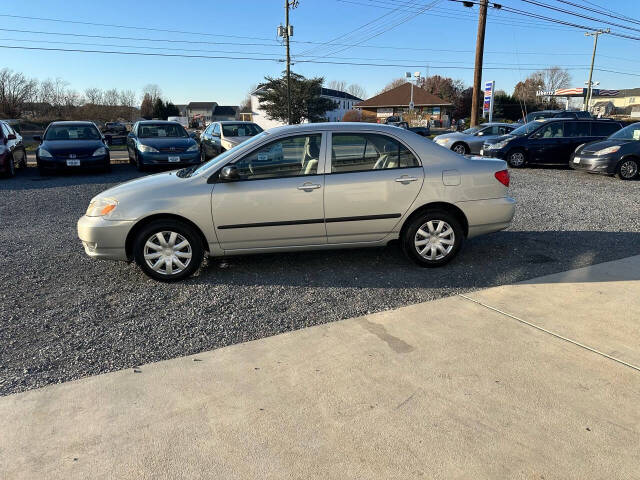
[553, 0, 640, 26]
[3, 43, 639, 77]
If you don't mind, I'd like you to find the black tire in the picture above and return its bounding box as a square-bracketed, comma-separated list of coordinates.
[5, 154, 15, 177]
[451, 143, 469, 155]
[200, 148, 207, 163]
[616, 158, 639, 180]
[37, 162, 48, 176]
[402, 210, 464, 268]
[19, 150, 27, 168]
[133, 219, 204, 282]
[104, 158, 112, 173]
[136, 153, 145, 172]
[506, 149, 526, 168]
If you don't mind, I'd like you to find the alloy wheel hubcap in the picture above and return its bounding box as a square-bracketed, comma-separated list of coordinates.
[143, 231, 192, 275]
[510, 153, 524, 166]
[454, 145, 466, 154]
[620, 160, 638, 179]
[414, 220, 455, 261]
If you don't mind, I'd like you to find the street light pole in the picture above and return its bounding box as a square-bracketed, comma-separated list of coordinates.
[584, 28, 609, 112]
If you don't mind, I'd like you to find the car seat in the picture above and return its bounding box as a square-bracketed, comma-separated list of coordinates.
[301, 137, 320, 175]
[373, 142, 397, 169]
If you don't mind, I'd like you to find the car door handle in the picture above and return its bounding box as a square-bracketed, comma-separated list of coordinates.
[394, 176, 419, 183]
[297, 182, 321, 191]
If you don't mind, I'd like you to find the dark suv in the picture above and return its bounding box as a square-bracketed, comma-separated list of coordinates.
[101, 122, 127, 135]
[481, 118, 623, 167]
[525, 110, 591, 122]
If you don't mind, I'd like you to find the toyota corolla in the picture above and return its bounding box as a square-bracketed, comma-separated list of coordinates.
[78, 123, 516, 282]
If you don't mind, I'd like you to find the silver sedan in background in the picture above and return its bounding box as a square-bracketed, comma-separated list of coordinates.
[434, 123, 517, 155]
[78, 123, 515, 282]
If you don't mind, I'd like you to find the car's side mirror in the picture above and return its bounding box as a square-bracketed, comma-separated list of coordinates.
[33, 135, 42, 143]
[127, 132, 135, 138]
[219, 165, 240, 182]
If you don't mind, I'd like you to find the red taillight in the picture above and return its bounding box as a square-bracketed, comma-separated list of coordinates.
[494, 169, 510, 187]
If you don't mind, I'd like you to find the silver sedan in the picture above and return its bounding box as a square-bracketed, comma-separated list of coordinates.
[78, 123, 516, 281]
[434, 123, 516, 155]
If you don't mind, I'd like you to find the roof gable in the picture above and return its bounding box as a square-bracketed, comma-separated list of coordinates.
[356, 83, 451, 107]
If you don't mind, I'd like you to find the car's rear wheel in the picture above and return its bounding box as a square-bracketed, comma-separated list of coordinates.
[402, 210, 464, 267]
[507, 149, 526, 168]
[451, 143, 468, 155]
[133, 220, 203, 282]
[617, 158, 638, 180]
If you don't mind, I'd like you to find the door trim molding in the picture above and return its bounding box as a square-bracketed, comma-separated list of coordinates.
[217, 213, 401, 230]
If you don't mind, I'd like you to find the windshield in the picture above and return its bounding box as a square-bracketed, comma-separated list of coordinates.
[44, 124, 101, 141]
[609, 123, 640, 141]
[179, 131, 270, 178]
[510, 121, 543, 136]
[462, 127, 481, 135]
[222, 123, 263, 137]
[138, 123, 187, 138]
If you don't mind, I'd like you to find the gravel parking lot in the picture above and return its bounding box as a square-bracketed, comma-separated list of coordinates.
[1, 165, 639, 396]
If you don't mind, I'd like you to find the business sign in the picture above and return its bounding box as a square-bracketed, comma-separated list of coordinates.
[433, 107, 440, 115]
[483, 80, 495, 122]
[376, 107, 394, 118]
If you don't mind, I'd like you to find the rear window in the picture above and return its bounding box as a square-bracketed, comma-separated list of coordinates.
[565, 122, 590, 137]
[44, 124, 101, 140]
[138, 123, 187, 138]
[221, 123, 263, 137]
[591, 122, 620, 137]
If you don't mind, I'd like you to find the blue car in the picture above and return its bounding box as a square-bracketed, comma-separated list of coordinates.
[127, 121, 200, 172]
[35, 121, 110, 175]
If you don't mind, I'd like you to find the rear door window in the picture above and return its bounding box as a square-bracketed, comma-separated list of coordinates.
[331, 133, 419, 173]
[565, 121, 590, 138]
[535, 122, 564, 138]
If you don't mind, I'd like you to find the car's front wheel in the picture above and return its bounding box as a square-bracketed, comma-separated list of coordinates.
[136, 153, 145, 172]
[5, 154, 15, 177]
[617, 158, 638, 180]
[402, 210, 464, 267]
[133, 220, 204, 282]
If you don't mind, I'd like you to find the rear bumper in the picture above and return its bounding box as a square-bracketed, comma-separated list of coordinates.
[457, 196, 516, 239]
[569, 153, 617, 174]
[77, 215, 133, 261]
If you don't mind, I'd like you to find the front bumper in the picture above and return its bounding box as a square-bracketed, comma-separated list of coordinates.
[38, 154, 110, 170]
[479, 147, 507, 159]
[138, 151, 200, 165]
[569, 153, 617, 175]
[77, 215, 134, 261]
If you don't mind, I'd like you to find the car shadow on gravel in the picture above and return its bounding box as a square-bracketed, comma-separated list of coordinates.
[190, 230, 640, 290]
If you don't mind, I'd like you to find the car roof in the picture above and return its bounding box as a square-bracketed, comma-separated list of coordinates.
[49, 121, 95, 125]
[216, 121, 258, 125]
[137, 120, 181, 125]
[481, 122, 514, 126]
[267, 122, 417, 135]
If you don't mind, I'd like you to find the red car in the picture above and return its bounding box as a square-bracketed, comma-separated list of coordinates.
[0, 121, 27, 177]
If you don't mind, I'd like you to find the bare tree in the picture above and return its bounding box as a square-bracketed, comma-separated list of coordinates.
[542, 66, 571, 92]
[327, 80, 347, 92]
[346, 83, 366, 100]
[0, 68, 38, 117]
[142, 84, 162, 104]
[377, 78, 406, 95]
[84, 87, 103, 105]
[103, 88, 120, 107]
[119, 89, 137, 108]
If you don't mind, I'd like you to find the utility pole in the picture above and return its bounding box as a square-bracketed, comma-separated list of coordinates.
[470, 0, 488, 127]
[279, 0, 298, 125]
[583, 28, 609, 112]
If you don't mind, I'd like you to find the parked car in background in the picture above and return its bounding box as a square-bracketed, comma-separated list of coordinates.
[433, 123, 516, 155]
[481, 118, 622, 167]
[126, 120, 200, 172]
[525, 110, 591, 122]
[408, 126, 431, 137]
[78, 122, 515, 282]
[168, 116, 189, 128]
[35, 121, 110, 175]
[0, 120, 27, 177]
[199, 121, 263, 161]
[101, 122, 127, 135]
[388, 121, 409, 129]
[571, 122, 640, 180]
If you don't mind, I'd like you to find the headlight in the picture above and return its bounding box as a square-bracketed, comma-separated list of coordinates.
[137, 143, 158, 153]
[489, 139, 510, 149]
[186, 143, 199, 152]
[39, 148, 53, 158]
[92, 146, 107, 156]
[86, 197, 118, 217]
[434, 138, 449, 145]
[594, 145, 620, 156]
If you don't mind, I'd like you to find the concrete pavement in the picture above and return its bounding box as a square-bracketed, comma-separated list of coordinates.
[1, 256, 639, 479]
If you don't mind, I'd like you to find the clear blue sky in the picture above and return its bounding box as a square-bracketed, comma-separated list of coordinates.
[3, 0, 639, 105]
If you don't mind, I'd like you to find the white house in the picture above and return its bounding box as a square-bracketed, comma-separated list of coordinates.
[247, 87, 362, 129]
